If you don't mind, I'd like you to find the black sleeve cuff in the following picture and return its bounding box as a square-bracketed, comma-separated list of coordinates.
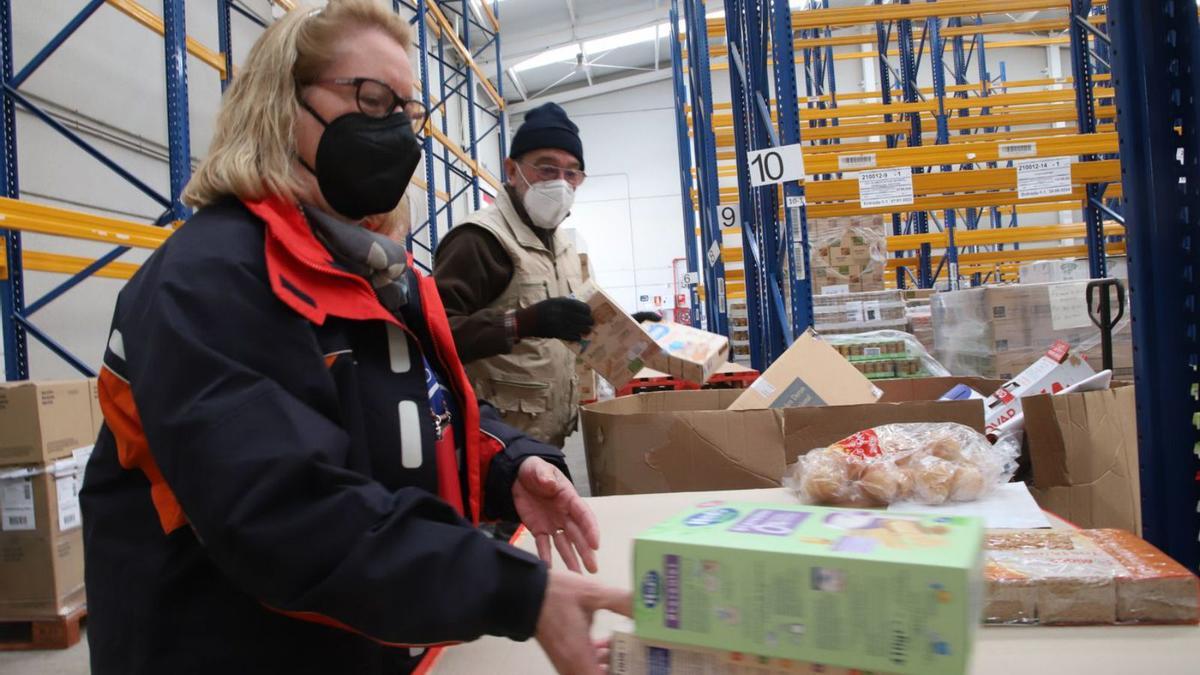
[482, 542, 548, 641]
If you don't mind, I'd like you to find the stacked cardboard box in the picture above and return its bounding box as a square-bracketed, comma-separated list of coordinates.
[805, 215, 888, 294]
[931, 281, 1133, 379]
[813, 289, 908, 335]
[1019, 255, 1127, 284]
[0, 379, 97, 620]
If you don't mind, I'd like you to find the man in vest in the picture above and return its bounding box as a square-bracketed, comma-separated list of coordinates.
[434, 102, 594, 449]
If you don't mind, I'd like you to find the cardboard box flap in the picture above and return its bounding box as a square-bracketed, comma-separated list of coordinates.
[1024, 385, 1141, 533]
[728, 331, 880, 410]
[644, 409, 788, 493]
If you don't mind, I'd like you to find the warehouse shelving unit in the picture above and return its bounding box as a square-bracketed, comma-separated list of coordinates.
[0, 1, 507, 380]
[673, 0, 1127, 366]
[1105, 0, 1200, 571]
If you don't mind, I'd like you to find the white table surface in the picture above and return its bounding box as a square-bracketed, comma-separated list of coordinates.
[426, 488, 1200, 675]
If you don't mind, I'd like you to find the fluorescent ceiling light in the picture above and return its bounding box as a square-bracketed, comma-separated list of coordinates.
[512, 44, 580, 72]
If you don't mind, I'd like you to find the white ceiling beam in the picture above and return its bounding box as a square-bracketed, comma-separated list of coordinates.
[564, 0, 577, 28]
[507, 68, 673, 116]
[507, 67, 530, 101]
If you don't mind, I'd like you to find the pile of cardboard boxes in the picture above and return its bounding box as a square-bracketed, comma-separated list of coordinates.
[0, 379, 101, 621]
[806, 215, 888, 295]
[931, 280, 1134, 379]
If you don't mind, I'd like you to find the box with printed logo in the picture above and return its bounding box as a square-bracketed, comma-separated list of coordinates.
[0, 380, 95, 467]
[642, 320, 730, 386]
[633, 502, 984, 675]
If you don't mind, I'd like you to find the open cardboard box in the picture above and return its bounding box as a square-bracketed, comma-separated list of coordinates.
[581, 376, 1001, 497]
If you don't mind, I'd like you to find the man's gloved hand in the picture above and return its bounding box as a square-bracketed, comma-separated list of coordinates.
[517, 297, 595, 341]
[632, 311, 663, 323]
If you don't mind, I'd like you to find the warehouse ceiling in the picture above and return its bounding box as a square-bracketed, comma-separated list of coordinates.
[475, 0, 1064, 111]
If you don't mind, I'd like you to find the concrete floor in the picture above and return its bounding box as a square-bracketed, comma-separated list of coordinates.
[0, 432, 590, 674]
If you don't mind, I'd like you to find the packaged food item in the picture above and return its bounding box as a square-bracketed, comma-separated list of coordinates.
[824, 330, 950, 381]
[785, 423, 1020, 506]
[984, 529, 1200, 625]
[633, 502, 984, 675]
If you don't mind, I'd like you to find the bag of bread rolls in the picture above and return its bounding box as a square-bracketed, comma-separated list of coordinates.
[784, 422, 1019, 506]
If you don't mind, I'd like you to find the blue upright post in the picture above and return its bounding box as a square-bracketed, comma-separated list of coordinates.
[460, 0, 481, 209]
[436, 34, 455, 231]
[1069, 0, 1107, 278]
[875, 10, 906, 289]
[162, 0, 191, 221]
[492, 1, 508, 183]
[929, 13, 957, 290]
[685, 0, 729, 338]
[769, 0, 811, 335]
[670, 0, 702, 327]
[0, 0, 25, 380]
[897, 2, 930, 288]
[1106, 0, 1200, 572]
[218, 0, 233, 92]
[412, 2, 439, 268]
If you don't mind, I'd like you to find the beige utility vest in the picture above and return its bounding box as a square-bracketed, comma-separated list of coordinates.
[460, 189, 584, 448]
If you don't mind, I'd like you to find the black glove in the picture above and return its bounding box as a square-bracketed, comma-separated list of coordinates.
[516, 297, 595, 341]
[632, 311, 663, 323]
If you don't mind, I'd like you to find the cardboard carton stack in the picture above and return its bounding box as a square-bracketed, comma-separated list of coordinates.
[805, 215, 888, 294]
[931, 281, 1134, 379]
[1019, 255, 1127, 284]
[813, 289, 908, 336]
[0, 379, 99, 620]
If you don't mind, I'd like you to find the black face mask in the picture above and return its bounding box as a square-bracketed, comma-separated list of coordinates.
[299, 100, 423, 220]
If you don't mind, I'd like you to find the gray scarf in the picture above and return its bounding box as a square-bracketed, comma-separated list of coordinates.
[303, 205, 409, 312]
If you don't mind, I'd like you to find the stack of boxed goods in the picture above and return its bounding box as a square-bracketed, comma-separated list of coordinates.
[805, 215, 888, 294]
[813, 289, 908, 336]
[823, 331, 949, 381]
[0, 379, 101, 622]
[931, 281, 1133, 379]
[1019, 255, 1127, 284]
[626, 502, 985, 675]
[727, 299, 751, 364]
[985, 529, 1199, 625]
[903, 289, 936, 352]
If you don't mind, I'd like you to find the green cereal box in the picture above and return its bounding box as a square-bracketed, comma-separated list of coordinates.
[633, 502, 985, 675]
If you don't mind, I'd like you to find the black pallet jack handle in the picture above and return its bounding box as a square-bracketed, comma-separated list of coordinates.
[1086, 278, 1126, 371]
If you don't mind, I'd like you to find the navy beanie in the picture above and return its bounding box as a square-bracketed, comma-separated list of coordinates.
[509, 102, 584, 170]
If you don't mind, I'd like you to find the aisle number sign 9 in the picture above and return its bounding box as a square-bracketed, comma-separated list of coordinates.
[746, 143, 806, 187]
[718, 204, 740, 228]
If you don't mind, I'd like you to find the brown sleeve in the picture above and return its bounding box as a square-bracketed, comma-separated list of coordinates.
[433, 224, 516, 363]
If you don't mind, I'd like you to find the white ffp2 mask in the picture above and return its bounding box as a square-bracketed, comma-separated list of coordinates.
[517, 167, 575, 229]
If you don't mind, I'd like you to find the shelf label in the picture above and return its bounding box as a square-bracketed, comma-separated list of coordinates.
[707, 240, 722, 267]
[785, 195, 805, 209]
[717, 278, 727, 311]
[858, 167, 914, 209]
[747, 143, 806, 187]
[838, 152, 877, 171]
[718, 203, 740, 228]
[998, 141, 1038, 159]
[681, 272, 698, 286]
[1016, 156, 1073, 200]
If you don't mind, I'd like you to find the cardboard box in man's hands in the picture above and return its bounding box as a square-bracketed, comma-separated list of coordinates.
[728, 329, 882, 410]
[572, 281, 729, 389]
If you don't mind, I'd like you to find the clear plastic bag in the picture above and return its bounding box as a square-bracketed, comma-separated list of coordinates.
[823, 329, 951, 379]
[784, 422, 1020, 506]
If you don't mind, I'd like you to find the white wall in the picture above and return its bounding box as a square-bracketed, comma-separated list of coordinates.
[511, 77, 687, 314]
[5, 2, 491, 379]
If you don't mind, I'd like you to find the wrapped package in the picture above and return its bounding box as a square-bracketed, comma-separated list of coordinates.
[784, 422, 1019, 506]
[813, 289, 907, 335]
[805, 215, 888, 294]
[985, 529, 1200, 625]
[823, 329, 951, 380]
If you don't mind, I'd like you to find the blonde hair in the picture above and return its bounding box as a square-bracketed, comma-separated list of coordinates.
[182, 0, 414, 213]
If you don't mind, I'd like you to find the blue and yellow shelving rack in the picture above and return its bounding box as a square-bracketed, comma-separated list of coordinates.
[0, 0, 508, 381]
[673, 0, 1198, 572]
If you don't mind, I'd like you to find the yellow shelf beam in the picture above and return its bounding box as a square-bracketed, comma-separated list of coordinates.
[106, 0, 227, 78]
[425, 1, 505, 109]
[0, 197, 174, 249]
[424, 122, 503, 192]
[887, 222, 1124, 251]
[886, 241, 1125, 272]
[20, 250, 141, 280]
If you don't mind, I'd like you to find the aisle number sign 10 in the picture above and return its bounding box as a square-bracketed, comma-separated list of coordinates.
[747, 144, 806, 187]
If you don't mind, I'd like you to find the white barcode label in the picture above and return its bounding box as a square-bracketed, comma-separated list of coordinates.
[1016, 156, 1073, 200]
[717, 278, 727, 311]
[857, 167, 914, 208]
[838, 153, 877, 170]
[821, 284, 850, 295]
[998, 141, 1038, 159]
[57, 474, 82, 532]
[864, 347, 883, 356]
[1, 478, 35, 531]
[863, 300, 882, 322]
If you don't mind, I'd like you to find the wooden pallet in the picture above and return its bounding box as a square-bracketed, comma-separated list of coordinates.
[0, 605, 87, 651]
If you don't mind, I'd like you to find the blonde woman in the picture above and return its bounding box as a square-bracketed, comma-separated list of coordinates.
[80, 2, 628, 673]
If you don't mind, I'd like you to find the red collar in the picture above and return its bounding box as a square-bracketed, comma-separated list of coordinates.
[245, 196, 404, 326]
